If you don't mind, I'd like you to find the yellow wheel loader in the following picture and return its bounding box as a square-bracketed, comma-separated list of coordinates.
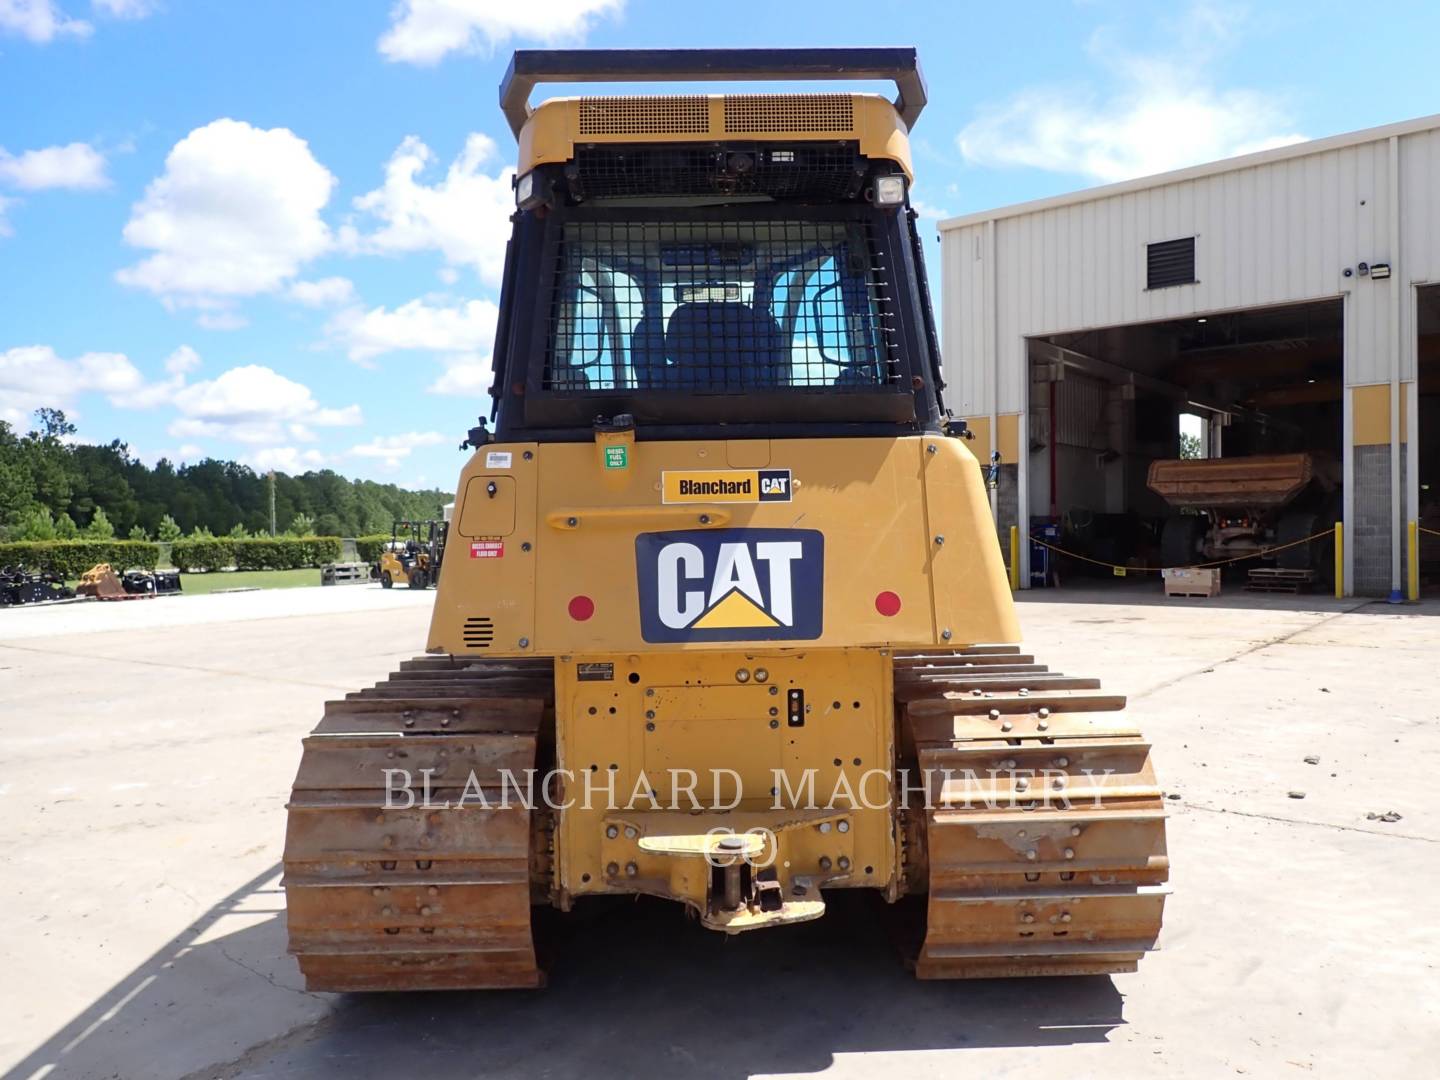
[283, 48, 1168, 991]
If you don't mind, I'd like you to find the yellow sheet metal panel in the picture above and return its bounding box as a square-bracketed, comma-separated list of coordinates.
[1351, 383, 1393, 445]
[553, 649, 895, 907]
[427, 434, 1017, 656]
[922, 437, 1022, 645]
[517, 93, 913, 179]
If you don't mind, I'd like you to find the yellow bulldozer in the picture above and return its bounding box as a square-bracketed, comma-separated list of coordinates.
[283, 48, 1168, 991]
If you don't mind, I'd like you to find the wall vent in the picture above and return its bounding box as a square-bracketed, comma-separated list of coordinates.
[578, 96, 710, 136]
[723, 94, 854, 134]
[462, 616, 495, 649]
[1147, 237, 1196, 289]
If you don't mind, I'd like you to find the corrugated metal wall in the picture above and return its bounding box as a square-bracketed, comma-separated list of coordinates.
[940, 122, 1440, 416]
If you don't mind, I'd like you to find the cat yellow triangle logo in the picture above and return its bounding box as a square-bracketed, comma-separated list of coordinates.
[691, 588, 781, 630]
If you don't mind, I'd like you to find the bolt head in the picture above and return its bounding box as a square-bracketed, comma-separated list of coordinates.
[420, 906, 432, 916]
[1064, 847, 1076, 860]
[1056, 756, 1069, 767]
[989, 709, 1001, 720]
[837, 856, 851, 871]
[518, 637, 530, 648]
[1038, 707, 1051, 718]
[624, 826, 638, 839]
[735, 668, 750, 683]
[1025, 849, 1037, 861]
[381, 906, 393, 916]
[625, 861, 638, 877]
[606, 825, 619, 839]
[754, 668, 769, 682]
[1070, 825, 1081, 837]
[1037, 720, 1049, 731]
[1001, 720, 1014, 732]
[1022, 913, 1036, 924]
[941, 628, 953, 640]
[837, 820, 850, 833]
[1061, 912, 1073, 923]
[1015, 778, 1029, 792]
[606, 862, 619, 875]
[818, 856, 833, 871]
[819, 822, 832, 833]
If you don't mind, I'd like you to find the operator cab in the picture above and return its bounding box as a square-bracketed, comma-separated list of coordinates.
[485, 48, 946, 442]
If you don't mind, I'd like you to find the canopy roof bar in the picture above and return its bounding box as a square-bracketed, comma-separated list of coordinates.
[500, 47, 928, 137]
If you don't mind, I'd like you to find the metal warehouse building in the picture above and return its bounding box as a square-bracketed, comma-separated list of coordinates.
[939, 112, 1440, 597]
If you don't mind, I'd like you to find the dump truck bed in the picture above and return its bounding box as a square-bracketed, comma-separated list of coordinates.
[1147, 453, 1319, 511]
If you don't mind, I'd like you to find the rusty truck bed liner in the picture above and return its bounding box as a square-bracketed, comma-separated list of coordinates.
[1147, 452, 1319, 511]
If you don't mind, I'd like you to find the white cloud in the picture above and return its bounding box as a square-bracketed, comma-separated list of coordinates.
[427, 353, 492, 398]
[0, 142, 108, 191]
[169, 364, 361, 445]
[379, 0, 622, 65]
[349, 430, 447, 470]
[248, 445, 329, 474]
[288, 276, 355, 308]
[117, 119, 336, 316]
[0, 344, 156, 422]
[92, 0, 157, 17]
[956, 4, 1305, 184]
[349, 134, 513, 288]
[163, 344, 200, 375]
[326, 296, 498, 363]
[0, 0, 91, 42]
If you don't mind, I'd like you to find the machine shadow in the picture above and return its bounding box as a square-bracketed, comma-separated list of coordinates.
[241, 892, 1126, 1078]
[9, 876, 1127, 1080]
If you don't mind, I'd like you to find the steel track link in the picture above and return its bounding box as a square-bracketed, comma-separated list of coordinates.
[283, 656, 555, 991]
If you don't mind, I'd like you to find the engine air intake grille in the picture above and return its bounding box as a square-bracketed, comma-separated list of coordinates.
[724, 94, 854, 134]
[578, 96, 710, 136]
[462, 616, 495, 649]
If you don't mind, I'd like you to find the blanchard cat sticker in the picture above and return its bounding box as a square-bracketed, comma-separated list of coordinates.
[661, 469, 793, 504]
[635, 528, 823, 643]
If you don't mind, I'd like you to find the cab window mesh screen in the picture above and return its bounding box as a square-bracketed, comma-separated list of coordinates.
[544, 220, 897, 392]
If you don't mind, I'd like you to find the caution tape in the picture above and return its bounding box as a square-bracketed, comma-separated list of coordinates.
[1028, 528, 1336, 576]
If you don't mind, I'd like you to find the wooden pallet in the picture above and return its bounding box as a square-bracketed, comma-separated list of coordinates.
[321, 561, 372, 586]
[1245, 567, 1315, 594]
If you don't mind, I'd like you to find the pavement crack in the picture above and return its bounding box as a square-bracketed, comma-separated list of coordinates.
[1134, 603, 1368, 700]
[218, 944, 325, 1003]
[1184, 800, 1435, 843]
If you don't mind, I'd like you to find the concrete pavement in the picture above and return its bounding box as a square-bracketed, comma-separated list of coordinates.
[1, 585, 1436, 1079]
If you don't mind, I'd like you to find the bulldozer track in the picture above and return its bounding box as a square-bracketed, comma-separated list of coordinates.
[283, 656, 555, 991]
[895, 645, 1169, 979]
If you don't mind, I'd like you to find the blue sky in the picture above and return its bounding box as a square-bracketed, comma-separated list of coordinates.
[2, 0, 1437, 488]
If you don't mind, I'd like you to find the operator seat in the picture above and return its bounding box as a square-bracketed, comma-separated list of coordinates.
[631, 302, 786, 388]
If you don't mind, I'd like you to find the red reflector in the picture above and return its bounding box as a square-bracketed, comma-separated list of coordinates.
[568, 595, 595, 621]
[875, 591, 901, 617]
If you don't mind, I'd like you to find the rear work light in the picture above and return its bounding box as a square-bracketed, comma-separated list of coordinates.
[873, 175, 906, 207]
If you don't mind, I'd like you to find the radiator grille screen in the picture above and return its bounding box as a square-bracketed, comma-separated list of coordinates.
[578, 96, 710, 136]
[724, 94, 854, 133]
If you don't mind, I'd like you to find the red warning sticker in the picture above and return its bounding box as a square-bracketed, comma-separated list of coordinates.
[470, 540, 504, 559]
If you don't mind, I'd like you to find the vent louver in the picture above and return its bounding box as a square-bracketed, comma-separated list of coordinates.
[462, 616, 495, 649]
[723, 94, 854, 133]
[1147, 237, 1196, 289]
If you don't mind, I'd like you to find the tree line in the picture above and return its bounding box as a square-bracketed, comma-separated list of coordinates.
[0, 409, 452, 541]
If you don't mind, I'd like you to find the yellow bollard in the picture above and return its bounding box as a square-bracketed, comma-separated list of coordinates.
[1333, 522, 1344, 599]
[1009, 525, 1021, 591]
[1409, 521, 1420, 602]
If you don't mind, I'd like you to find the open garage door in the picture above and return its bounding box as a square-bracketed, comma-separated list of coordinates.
[1418, 285, 1440, 592]
[1025, 299, 1343, 594]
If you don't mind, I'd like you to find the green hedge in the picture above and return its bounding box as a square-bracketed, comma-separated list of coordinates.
[168, 536, 345, 572]
[0, 540, 161, 578]
[355, 534, 391, 563]
[169, 537, 234, 573]
[234, 537, 342, 570]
